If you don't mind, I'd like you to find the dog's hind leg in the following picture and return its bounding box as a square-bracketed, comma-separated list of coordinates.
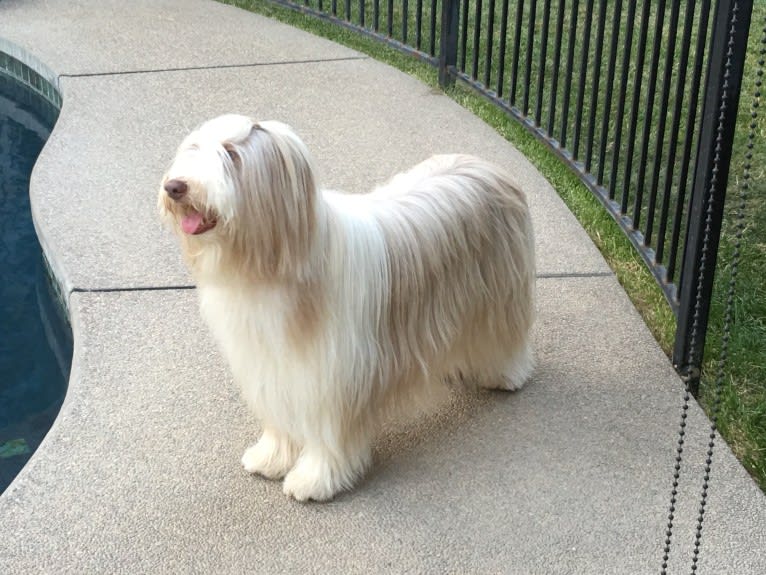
[282, 424, 372, 502]
[242, 427, 300, 480]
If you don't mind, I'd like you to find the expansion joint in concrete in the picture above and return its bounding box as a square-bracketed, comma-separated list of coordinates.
[58, 56, 369, 78]
[537, 271, 614, 279]
[70, 285, 195, 294]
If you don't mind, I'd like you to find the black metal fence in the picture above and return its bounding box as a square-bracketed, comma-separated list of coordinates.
[269, 0, 753, 384]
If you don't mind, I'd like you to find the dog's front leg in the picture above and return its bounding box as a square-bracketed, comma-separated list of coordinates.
[282, 429, 372, 502]
[241, 427, 300, 480]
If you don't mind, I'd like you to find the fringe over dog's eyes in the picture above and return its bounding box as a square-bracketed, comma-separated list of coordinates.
[223, 143, 240, 165]
[223, 122, 261, 166]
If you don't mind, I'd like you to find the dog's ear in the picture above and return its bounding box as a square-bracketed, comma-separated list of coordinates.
[231, 121, 319, 279]
[249, 121, 318, 197]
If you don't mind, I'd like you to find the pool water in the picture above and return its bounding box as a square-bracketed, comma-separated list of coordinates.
[0, 70, 70, 494]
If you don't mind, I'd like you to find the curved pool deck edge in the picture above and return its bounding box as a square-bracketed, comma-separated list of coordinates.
[0, 36, 61, 99]
[0, 38, 67, 305]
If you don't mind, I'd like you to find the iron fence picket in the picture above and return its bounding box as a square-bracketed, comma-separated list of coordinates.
[634, 0, 667, 238]
[471, 0, 483, 79]
[560, 0, 580, 149]
[403, 0, 409, 42]
[597, 0, 622, 187]
[534, 0, 552, 126]
[496, 0, 511, 98]
[572, 0, 593, 161]
[510, 0, 525, 105]
[653, 0, 695, 268]
[609, 0, 636, 202]
[522, 0, 537, 116]
[547, 0, 566, 136]
[622, 1, 652, 216]
[647, 0, 682, 253]
[484, 0, 496, 88]
[585, 0, 607, 173]
[430, 0, 438, 55]
[416, 0, 423, 49]
[459, 0, 469, 70]
[668, 0, 713, 285]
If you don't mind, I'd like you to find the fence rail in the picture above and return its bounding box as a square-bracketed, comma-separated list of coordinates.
[269, 0, 753, 386]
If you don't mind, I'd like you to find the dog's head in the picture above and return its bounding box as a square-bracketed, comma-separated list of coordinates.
[159, 114, 318, 279]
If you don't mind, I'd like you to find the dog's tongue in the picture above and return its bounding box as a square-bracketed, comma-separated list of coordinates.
[181, 212, 204, 235]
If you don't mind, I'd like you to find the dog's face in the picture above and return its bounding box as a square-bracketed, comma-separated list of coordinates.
[159, 115, 318, 279]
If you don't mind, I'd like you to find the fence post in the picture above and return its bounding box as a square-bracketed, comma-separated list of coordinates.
[439, 0, 459, 87]
[672, 0, 753, 390]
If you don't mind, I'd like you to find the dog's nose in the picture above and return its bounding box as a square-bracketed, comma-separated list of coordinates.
[164, 179, 188, 200]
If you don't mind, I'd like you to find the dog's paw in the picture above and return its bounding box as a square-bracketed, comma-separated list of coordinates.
[282, 451, 355, 502]
[241, 430, 297, 480]
[282, 461, 336, 502]
[483, 344, 534, 391]
[242, 445, 287, 479]
[479, 370, 528, 391]
[497, 374, 526, 391]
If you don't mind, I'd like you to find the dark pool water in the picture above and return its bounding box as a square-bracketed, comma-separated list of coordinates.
[0, 71, 70, 494]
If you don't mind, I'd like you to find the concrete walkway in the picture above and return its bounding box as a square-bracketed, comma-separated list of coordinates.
[1, 1, 764, 573]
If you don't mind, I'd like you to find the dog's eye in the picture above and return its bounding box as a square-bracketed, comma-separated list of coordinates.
[223, 144, 240, 164]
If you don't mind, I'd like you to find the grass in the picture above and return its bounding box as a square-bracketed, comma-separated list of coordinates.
[699, 14, 766, 486]
[219, 0, 765, 490]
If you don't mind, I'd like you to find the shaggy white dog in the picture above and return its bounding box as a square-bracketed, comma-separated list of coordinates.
[159, 114, 536, 501]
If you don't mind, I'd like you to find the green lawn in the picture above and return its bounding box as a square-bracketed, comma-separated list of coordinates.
[219, 0, 765, 491]
[702, 11, 766, 486]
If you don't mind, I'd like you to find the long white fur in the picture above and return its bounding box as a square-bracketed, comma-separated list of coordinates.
[159, 114, 536, 501]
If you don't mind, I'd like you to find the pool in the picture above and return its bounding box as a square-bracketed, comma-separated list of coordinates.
[0, 52, 70, 494]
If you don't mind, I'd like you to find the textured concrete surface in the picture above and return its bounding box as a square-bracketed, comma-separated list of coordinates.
[0, 0, 360, 75]
[1, 1, 764, 574]
[2, 281, 763, 575]
[30, 61, 608, 292]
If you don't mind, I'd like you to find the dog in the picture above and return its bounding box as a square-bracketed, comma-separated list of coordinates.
[159, 114, 536, 501]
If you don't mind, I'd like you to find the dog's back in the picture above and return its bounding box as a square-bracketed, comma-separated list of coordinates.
[365, 154, 536, 391]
